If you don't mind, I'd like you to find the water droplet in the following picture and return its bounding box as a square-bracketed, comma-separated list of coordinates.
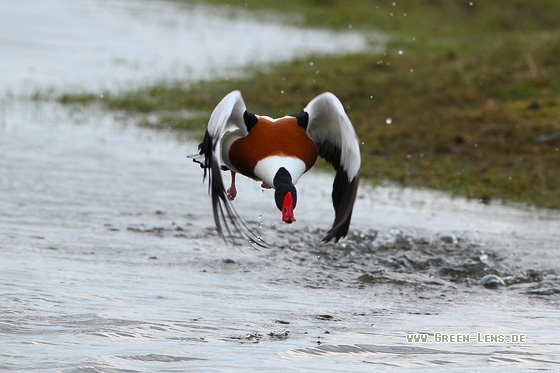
[392, 2, 397, 6]
[258, 215, 263, 220]
[478, 275, 505, 288]
[398, 50, 403, 55]
[309, 61, 314, 66]
[385, 118, 392, 124]
[469, 2, 474, 6]
[370, 95, 373, 99]
[280, 90, 284, 94]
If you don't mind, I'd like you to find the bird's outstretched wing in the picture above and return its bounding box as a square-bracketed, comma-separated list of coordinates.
[193, 90, 267, 247]
[304, 92, 361, 243]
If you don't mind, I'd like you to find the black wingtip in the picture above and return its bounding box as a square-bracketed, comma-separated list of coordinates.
[195, 129, 267, 248]
[321, 172, 359, 244]
[209, 158, 269, 249]
[321, 224, 349, 244]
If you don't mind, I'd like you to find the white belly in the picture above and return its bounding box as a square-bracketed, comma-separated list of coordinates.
[253, 156, 306, 188]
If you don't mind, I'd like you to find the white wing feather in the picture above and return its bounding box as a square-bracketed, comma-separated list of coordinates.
[304, 92, 361, 242]
[304, 92, 361, 181]
[207, 90, 247, 140]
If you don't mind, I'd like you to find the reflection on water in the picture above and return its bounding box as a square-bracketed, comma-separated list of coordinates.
[1, 0, 559, 372]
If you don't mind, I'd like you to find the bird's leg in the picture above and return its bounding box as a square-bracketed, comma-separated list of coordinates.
[227, 171, 237, 200]
[260, 182, 272, 189]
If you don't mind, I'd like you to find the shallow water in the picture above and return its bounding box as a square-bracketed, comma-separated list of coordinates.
[1, 1, 560, 372]
[2, 101, 560, 372]
[0, 0, 383, 95]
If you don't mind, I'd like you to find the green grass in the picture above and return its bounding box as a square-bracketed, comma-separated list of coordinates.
[56, 0, 560, 208]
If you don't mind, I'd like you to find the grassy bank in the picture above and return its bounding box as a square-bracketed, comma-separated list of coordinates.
[58, 0, 560, 208]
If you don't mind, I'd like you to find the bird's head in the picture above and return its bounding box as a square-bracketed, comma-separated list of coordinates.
[273, 168, 297, 224]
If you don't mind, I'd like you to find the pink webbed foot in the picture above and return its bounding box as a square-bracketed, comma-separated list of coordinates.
[227, 171, 237, 201]
[261, 182, 272, 189]
[227, 186, 237, 201]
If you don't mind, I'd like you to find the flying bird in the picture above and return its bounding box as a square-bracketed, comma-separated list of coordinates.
[191, 90, 361, 246]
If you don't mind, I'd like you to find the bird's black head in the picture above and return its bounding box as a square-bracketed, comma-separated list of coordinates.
[273, 167, 297, 224]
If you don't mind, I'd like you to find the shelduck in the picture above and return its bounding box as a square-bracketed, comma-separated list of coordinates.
[191, 90, 361, 246]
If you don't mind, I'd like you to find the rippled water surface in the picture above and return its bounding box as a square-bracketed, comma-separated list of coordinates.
[1, 1, 559, 372]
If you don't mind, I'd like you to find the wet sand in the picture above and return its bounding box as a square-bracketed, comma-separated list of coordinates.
[1, 0, 559, 372]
